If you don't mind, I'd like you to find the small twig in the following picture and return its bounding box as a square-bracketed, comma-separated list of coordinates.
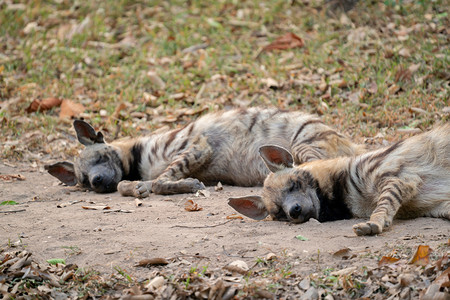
[181, 43, 209, 54]
[222, 245, 238, 257]
[0, 209, 26, 213]
[195, 83, 206, 102]
[222, 245, 254, 259]
[113, 122, 121, 140]
[167, 253, 209, 260]
[170, 219, 233, 229]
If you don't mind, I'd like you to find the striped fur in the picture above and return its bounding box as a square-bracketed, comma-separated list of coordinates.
[229, 124, 450, 236]
[46, 107, 366, 197]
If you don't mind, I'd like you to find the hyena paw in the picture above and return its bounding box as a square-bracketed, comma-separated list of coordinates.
[134, 181, 152, 198]
[117, 180, 152, 198]
[184, 178, 206, 192]
[352, 221, 383, 236]
[118, 180, 135, 196]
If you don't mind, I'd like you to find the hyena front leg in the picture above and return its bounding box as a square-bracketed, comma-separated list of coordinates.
[118, 135, 213, 197]
[151, 135, 213, 195]
[118, 180, 154, 198]
[353, 178, 417, 236]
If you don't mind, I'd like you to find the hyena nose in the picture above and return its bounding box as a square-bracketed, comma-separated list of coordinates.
[92, 175, 103, 187]
[289, 204, 302, 219]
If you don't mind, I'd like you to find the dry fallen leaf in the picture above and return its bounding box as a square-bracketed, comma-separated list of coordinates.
[59, 99, 85, 119]
[378, 256, 400, 267]
[0, 174, 26, 181]
[135, 258, 169, 267]
[398, 48, 411, 58]
[409, 245, 432, 266]
[333, 248, 352, 259]
[399, 274, 415, 287]
[432, 267, 450, 288]
[145, 276, 165, 291]
[81, 205, 111, 210]
[409, 107, 429, 115]
[169, 92, 185, 100]
[408, 63, 420, 74]
[330, 266, 357, 276]
[367, 81, 378, 94]
[388, 84, 401, 94]
[103, 209, 133, 213]
[162, 115, 178, 123]
[197, 189, 211, 197]
[184, 199, 203, 211]
[224, 260, 249, 274]
[258, 32, 304, 57]
[26, 97, 62, 113]
[215, 182, 223, 191]
[264, 32, 304, 51]
[226, 214, 243, 220]
[147, 71, 166, 90]
[261, 78, 279, 89]
[435, 253, 448, 271]
[113, 102, 127, 119]
[395, 66, 412, 83]
[183, 107, 208, 116]
[56, 200, 83, 208]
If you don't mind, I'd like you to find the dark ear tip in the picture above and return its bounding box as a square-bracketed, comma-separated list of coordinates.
[73, 119, 85, 126]
[259, 145, 267, 153]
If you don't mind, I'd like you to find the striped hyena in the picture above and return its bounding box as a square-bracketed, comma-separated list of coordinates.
[229, 123, 450, 236]
[46, 107, 366, 197]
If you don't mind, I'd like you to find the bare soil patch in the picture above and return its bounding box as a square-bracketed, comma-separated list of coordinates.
[1, 162, 448, 298]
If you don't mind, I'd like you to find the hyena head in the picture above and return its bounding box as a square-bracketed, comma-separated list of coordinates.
[228, 145, 320, 223]
[45, 120, 124, 193]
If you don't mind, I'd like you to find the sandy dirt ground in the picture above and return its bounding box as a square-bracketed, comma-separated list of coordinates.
[1, 161, 449, 281]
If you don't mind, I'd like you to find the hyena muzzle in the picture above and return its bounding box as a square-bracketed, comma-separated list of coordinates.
[229, 123, 450, 236]
[46, 107, 366, 197]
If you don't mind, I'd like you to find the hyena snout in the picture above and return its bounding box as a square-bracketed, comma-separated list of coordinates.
[92, 174, 104, 188]
[289, 203, 302, 219]
[90, 173, 117, 193]
[87, 165, 120, 193]
[281, 194, 315, 224]
[90, 174, 117, 193]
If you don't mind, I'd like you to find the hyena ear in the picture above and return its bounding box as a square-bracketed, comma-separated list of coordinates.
[259, 145, 294, 173]
[228, 196, 269, 220]
[45, 162, 77, 186]
[73, 120, 105, 146]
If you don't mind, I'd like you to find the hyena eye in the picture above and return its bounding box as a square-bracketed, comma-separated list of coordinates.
[96, 156, 108, 164]
[288, 181, 301, 192]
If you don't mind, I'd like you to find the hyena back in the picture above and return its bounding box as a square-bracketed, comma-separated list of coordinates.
[46, 107, 366, 197]
[229, 123, 450, 236]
